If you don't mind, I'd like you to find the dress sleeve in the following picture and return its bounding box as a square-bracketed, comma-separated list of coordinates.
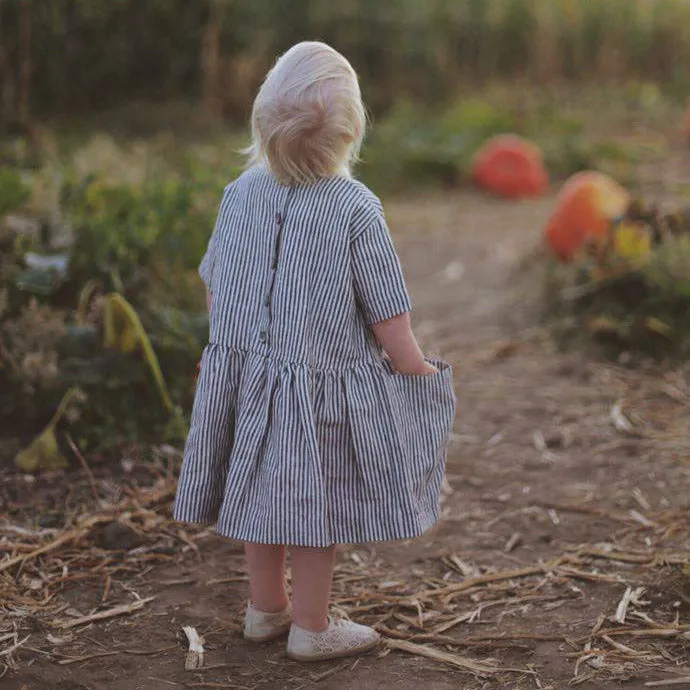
[198, 186, 232, 290]
[351, 212, 412, 325]
[198, 233, 216, 289]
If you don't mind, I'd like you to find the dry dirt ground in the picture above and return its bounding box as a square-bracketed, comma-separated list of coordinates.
[4, 190, 690, 690]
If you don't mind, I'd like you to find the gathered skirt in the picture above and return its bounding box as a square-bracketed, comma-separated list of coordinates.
[173, 344, 456, 547]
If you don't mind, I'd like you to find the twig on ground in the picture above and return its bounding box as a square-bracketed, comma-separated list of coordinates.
[66, 434, 100, 506]
[645, 678, 690, 687]
[386, 638, 502, 677]
[58, 596, 156, 629]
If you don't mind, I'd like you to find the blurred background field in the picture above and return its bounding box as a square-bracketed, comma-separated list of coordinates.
[3, 0, 690, 122]
[1, 0, 690, 463]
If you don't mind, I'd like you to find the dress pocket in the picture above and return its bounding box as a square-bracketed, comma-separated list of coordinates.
[386, 358, 456, 499]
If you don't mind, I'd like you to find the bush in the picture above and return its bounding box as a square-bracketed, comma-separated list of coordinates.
[61, 173, 218, 294]
[0, 149, 225, 464]
[361, 93, 642, 192]
[546, 202, 690, 360]
[0, 168, 31, 216]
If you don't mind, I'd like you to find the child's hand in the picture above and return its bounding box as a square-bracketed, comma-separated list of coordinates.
[419, 361, 438, 376]
[397, 360, 437, 376]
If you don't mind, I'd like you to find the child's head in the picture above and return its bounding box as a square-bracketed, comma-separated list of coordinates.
[246, 41, 366, 185]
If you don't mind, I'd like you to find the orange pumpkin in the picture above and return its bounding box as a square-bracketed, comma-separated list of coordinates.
[472, 134, 549, 199]
[545, 171, 630, 262]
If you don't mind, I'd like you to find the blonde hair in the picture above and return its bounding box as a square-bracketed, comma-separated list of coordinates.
[245, 41, 366, 185]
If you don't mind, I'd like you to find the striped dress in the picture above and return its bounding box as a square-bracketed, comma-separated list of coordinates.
[173, 166, 456, 547]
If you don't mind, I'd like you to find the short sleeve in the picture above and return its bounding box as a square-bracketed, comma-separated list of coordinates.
[198, 233, 216, 289]
[351, 213, 412, 325]
[198, 185, 233, 289]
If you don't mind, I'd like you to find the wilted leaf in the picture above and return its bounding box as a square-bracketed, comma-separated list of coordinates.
[645, 317, 672, 337]
[14, 387, 82, 472]
[15, 425, 68, 472]
[102, 293, 174, 411]
[103, 293, 139, 353]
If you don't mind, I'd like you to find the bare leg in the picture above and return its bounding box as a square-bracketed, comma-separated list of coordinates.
[290, 546, 336, 632]
[244, 543, 289, 613]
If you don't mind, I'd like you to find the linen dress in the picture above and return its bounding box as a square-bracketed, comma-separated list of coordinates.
[173, 166, 456, 547]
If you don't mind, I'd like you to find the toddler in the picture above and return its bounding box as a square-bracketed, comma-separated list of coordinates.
[174, 41, 456, 662]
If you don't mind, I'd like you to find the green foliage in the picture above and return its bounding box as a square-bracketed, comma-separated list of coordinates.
[362, 99, 518, 190]
[0, 149, 219, 461]
[0, 168, 31, 216]
[546, 212, 690, 360]
[61, 173, 215, 293]
[362, 92, 643, 192]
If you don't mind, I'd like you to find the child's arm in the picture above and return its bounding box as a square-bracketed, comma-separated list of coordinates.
[351, 200, 435, 375]
[371, 313, 437, 376]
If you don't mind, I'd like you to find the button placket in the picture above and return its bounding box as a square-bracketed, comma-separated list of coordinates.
[264, 213, 281, 312]
[258, 192, 291, 346]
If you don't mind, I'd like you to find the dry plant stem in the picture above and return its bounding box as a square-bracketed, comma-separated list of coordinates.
[466, 633, 568, 643]
[58, 596, 156, 629]
[310, 661, 350, 682]
[0, 515, 112, 574]
[66, 434, 100, 505]
[535, 501, 633, 523]
[405, 633, 532, 650]
[0, 635, 30, 657]
[57, 650, 119, 665]
[186, 681, 251, 690]
[645, 679, 690, 687]
[0, 482, 177, 574]
[427, 558, 566, 599]
[55, 645, 177, 665]
[387, 638, 539, 677]
[385, 638, 501, 677]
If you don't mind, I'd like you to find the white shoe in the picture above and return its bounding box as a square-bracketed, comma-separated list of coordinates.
[243, 602, 292, 642]
[287, 617, 380, 662]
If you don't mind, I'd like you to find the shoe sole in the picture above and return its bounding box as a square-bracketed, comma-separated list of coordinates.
[286, 637, 380, 662]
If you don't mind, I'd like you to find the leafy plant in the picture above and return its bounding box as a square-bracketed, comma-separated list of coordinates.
[61, 172, 215, 293]
[0, 168, 31, 217]
[546, 201, 690, 359]
[362, 95, 643, 192]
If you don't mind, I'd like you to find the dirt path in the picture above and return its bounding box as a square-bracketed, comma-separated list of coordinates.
[7, 192, 690, 690]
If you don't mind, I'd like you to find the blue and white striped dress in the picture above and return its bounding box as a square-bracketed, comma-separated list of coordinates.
[173, 167, 456, 547]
